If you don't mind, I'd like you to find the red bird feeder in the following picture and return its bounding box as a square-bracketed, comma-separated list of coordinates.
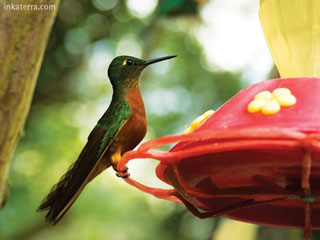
[117, 1, 320, 239]
[118, 77, 320, 239]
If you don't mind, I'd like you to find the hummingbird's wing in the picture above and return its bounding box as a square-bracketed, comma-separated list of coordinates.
[37, 101, 131, 224]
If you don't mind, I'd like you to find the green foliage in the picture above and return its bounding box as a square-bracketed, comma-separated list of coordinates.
[157, 0, 201, 16]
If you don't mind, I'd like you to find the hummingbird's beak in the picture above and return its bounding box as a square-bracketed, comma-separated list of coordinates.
[144, 55, 177, 65]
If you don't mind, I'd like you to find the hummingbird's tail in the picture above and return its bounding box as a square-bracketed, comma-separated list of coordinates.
[37, 127, 111, 224]
[37, 160, 85, 223]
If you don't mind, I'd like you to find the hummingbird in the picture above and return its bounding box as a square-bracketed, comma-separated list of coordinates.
[37, 55, 177, 224]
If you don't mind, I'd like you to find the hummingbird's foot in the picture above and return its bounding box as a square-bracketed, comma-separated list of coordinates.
[112, 164, 128, 172]
[116, 171, 130, 178]
[113, 165, 130, 178]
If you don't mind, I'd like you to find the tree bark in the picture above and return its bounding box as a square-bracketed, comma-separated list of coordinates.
[0, 0, 59, 209]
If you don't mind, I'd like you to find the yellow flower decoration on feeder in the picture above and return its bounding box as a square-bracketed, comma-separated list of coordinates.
[248, 88, 297, 115]
[183, 110, 215, 134]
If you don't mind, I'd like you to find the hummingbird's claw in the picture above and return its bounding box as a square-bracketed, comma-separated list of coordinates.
[119, 167, 128, 173]
[112, 165, 128, 173]
[113, 165, 130, 178]
[116, 171, 130, 178]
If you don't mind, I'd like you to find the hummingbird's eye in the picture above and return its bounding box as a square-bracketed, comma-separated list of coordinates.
[126, 59, 133, 65]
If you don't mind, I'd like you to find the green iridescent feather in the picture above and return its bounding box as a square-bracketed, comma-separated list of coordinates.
[96, 98, 131, 156]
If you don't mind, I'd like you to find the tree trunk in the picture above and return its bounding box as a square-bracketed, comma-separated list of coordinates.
[0, 0, 59, 209]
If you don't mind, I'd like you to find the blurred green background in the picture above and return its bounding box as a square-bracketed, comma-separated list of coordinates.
[0, 0, 314, 239]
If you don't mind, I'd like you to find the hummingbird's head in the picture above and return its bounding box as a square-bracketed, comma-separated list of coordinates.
[107, 55, 177, 90]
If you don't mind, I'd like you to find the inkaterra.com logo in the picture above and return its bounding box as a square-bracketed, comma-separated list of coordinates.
[3, 3, 55, 11]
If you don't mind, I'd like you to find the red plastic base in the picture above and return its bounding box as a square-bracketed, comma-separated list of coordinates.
[118, 78, 320, 239]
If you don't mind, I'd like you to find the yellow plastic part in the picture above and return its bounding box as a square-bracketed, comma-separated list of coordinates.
[276, 94, 297, 107]
[259, 0, 320, 77]
[261, 100, 281, 115]
[254, 91, 273, 100]
[272, 88, 291, 98]
[183, 110, 215, 134]
[248, 87, 296, 115]
[248, 99, 267, 113]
